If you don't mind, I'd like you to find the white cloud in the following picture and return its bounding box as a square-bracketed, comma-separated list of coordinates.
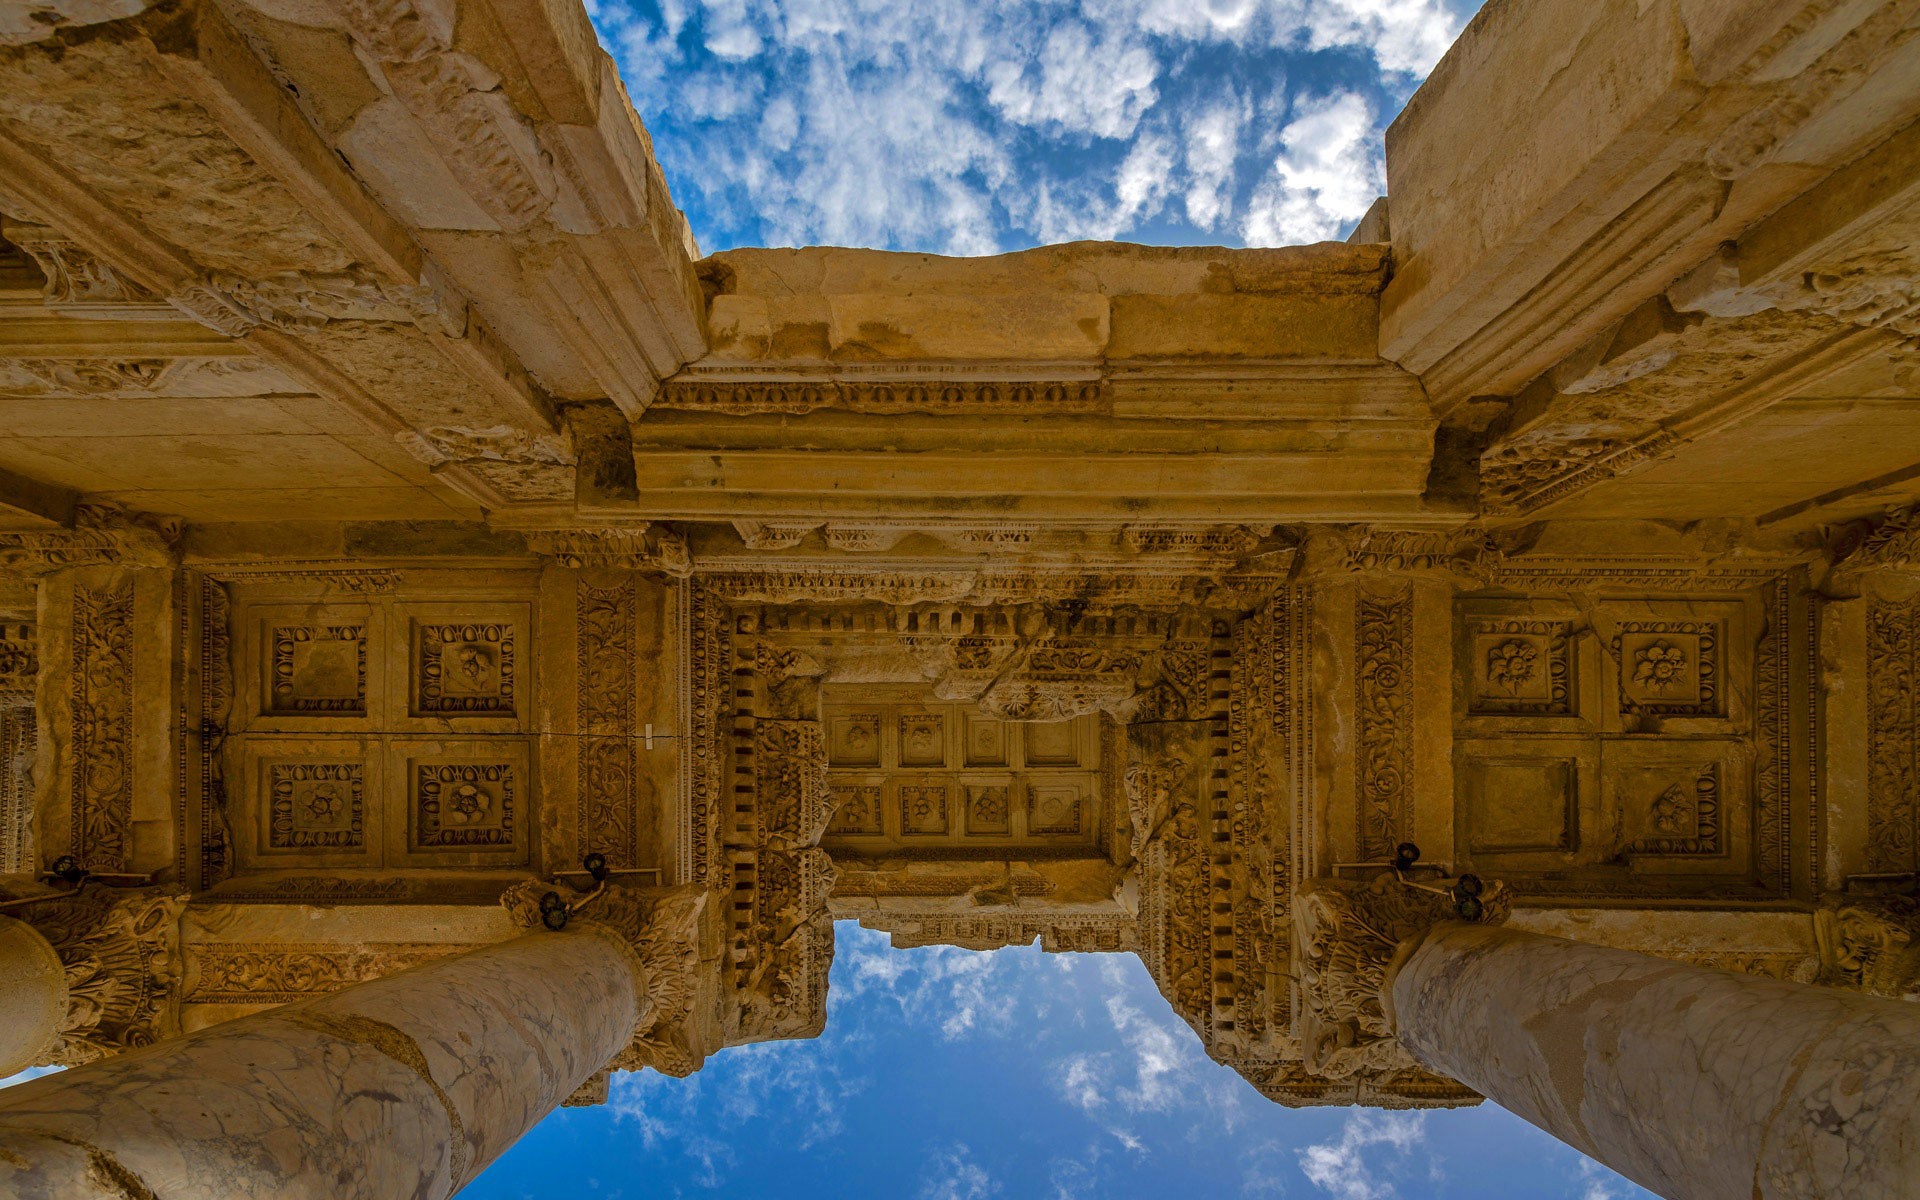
[1241, 89, 1382, 245]
[1297, 1111, 1428, 1200]
[983, 21, 1161, 140]
[918, 1144, 1001, 1200]
[588, 0, 1464, 253]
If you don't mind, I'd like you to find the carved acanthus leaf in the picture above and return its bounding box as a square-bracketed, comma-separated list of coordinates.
[12, 886, 186, 1065]
[1816, 895, 1920, 1001]
[1292, 875, 1509, 1080]
[501, 883, 712, 1075]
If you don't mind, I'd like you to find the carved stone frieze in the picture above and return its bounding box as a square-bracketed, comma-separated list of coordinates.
[195, 578, 233, 890]
[1866, 598, 1920, 874]
[0, 703, 34, 874]
[1340, 527, 1502, 576]
[168, 269, 459, 337]
[1, 220, 155, 306]
[1292, 874, 1509, 1080]
[578, 579, 639, 868]
[0, 622, 34, 697]
[69, 581, 135, 872]
[1122, 524, 1267, 555]
[0, 504, 179, 574]
[12, 886, 186, 1065]
[1354, 587, 1413, 862]
[0, 359, 173, 395]
[1230, 1059, 1480, 1110]
[655, 377, 1109, 416]
[732, 520, 820, 550]
[185, 942, 469, 1004]
[526, 526, 691, 577]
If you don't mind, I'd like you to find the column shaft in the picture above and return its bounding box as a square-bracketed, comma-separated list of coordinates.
[0, 914, 65, 1077]
[0, 927, 639, 1200]
[1391, 923, 1920, 1200]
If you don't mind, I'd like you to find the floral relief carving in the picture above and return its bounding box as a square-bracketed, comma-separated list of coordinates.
[70, 582, 135, 872]
[1867, 600, 1920, 873]
[578, 581, 639, 869]
[186, 942, 468, 1004]
[1632, 640, 1688, 692]
[1613, 621, 1717, 717]
[267, 763, 365, 851]
[1294, 875, 1510, 1080]
[1355, 588, 1413, 860]
[19, 887, 185, 1065]
[1484, 639, 1537, 693]
[416, 622, 515, 714]
[1621, 767, 1721, 857]
[414, 763, 516, 848]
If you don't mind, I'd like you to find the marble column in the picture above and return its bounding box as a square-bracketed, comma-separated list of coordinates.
[1390, 923, 1920, 1200]
[0, 926, 641, 1200]
[0, 914, 66, 1077]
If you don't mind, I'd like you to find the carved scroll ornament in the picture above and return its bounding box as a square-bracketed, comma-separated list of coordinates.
[1293, 873, 1509, 1080]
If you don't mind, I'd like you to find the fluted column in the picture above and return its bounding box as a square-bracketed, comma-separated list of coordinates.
[0, 926, 640, 1200]
[0, 914, 66, 1076]
[1391, 923, 1920, 1200]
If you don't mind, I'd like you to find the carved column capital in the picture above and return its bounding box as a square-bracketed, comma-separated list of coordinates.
[501, 882, 711, 1075]
[6, 884, 186, 1065]
[1292, 871, 1510, 1079]
[1816, 894, 1920, 1000]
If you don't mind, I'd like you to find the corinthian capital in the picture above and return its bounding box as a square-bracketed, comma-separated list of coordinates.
[1293, 865, 1509, 1080]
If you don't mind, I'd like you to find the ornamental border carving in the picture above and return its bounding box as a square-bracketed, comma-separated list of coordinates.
[185, 941, 471, 1004]
[1355, 587, 1413, 861]
[578, 580, 640, 869]
[1867, 598, 1919, 873]
[70, 582, 136, 872]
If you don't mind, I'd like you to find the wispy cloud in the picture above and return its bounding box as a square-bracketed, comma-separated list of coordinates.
[586, 0, 1469, 253]
[1297, 1111, 1428, 1200]
[918, 1143, 1001, 1200]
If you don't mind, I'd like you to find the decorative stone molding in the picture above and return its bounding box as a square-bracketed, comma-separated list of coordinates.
[822, 525, 908, 553]
[655, 377, 1109, 416]
[525, 526, 691, 577]
[170, 269, 462, 338]
[0, 503, 179, 574]
[397, 425, 574, 469]
[69, 581, 135, 873]
[11, 886, 186, 1065]
[1866, 598, 1920, 874]
[0, 621, 34, 697]
[185, 942, 469, 1004]
[1121, 524, 1267, 556]
[1354, 587, 1413, 862]
[1816, 896, 1920, 1001]
[732, 520, 820, 550]
[1293, 874, 1509, 1080]
[501, 883, 712, 1075]
[578, 579, 640, 869]
[1341, 527, 1502, 575]
[0, 359, 173, 395]
[1, 220, 155, 306]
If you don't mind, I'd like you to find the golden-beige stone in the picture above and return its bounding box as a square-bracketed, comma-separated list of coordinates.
[0, 0, 1917, 1196]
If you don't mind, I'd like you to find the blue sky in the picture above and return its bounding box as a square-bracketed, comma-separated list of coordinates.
[464, 922, 1653, 1200]
[584, 0, 1486, 254]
